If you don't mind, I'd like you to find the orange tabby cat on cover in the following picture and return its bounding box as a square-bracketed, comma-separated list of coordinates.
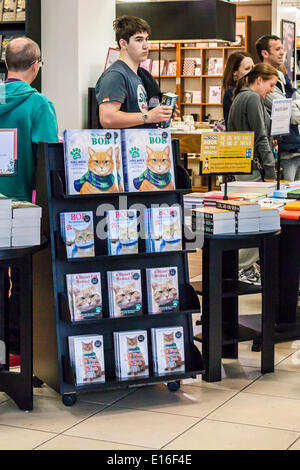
[75, 147, 118, 194]
[135, 146, 174, 192]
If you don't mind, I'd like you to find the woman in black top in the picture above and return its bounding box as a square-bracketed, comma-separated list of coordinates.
[222, 51, 254, 129]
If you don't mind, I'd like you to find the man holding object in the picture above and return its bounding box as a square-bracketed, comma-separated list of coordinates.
[95, 16, 174, 129]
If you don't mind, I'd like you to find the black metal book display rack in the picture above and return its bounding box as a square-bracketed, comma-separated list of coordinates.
[33, 139, 204, 406]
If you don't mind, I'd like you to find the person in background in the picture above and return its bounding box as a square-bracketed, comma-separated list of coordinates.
[257, 35, 300, 181]
[0, 37, 59, 201]
[228, 63, 278, 285]
[0, 37, 58, 366]
[96, 15, 174, 129]
[222, 51, 254, 129]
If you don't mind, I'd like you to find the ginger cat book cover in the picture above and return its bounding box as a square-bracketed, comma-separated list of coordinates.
[146, 267, 179, 314]
[63, 129, 121, 195]
[69, 335, 105, 385]
[67, 272, 102, 322]
[114, 330, 149, 379]
[107, 269, 143, 318]
[121, 129, 176, 192]
[151, 326, 185, 375]
[106, 209, 138, 256]
[60, 211, 95, 259]
[145, 206, 182, 253]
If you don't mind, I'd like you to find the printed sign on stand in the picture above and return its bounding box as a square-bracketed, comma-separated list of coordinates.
[271, 99, 292, 136]
[0, 129, 17, 176]
[200, 132, 254, 175]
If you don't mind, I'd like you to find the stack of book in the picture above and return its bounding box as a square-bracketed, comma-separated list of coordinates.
[203, 191, 244, 207]
[222, 181, 279, 197]
[259, 207, 281, 231]
[193, 207, 236, 234]
[216, 200, 261, 233]
[11, 201, 42, 247]
[151, 326, 185, 375]
[184, 192, 205, 210]
[0, 194, 12, 248]
[114, 330, 149, 379]
[280, 200, 300, 220]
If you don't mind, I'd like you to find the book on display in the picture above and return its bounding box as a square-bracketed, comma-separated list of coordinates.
[106, 209, 138, 256]
[66, 272, 102, 322]
[63, 129, 120, 195]
[107, 269, 143, 318]
[60, 211, 95, 259]
[114, 330, 149, 379]
[68, 335, 105, 385]
[144, 206, 182, 253]
[146, 266, 179, 314]
[121, 128, 176, 192]
[151, 326, 185, 375]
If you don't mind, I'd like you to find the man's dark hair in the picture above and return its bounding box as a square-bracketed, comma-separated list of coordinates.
[6, 37, 40, 72]
[113, 15, 151, 47]
[256, 35, 281, 61]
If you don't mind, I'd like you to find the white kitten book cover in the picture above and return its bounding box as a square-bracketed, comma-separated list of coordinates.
[146, 267, 179, 314]
[60, 211, 95, 259]
[68, 335, 105, 385]
[63, 129, 119, 195]
[121, 129, 176, 192]
[152, 327, 185, 375]
[145, 206, 182, 252]
[107, 270, 143, 318]
[106, 209, 138, 256]
[69, 272, 102, 321]
[114, 330, 149, 379]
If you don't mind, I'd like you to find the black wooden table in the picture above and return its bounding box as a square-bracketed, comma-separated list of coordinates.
[193, 230, 280, 383]
[0, 238, 47, 411]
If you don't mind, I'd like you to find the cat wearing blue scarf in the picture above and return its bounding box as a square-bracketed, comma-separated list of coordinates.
[72, 224, 95, 258]
[74, 147, 118, 194]
[134, 146, 174, 192]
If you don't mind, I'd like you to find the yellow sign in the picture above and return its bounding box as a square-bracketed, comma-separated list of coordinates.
[200, 132, 254, 175]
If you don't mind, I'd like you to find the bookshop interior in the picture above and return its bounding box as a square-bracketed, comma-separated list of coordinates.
[1, 0, 300, 452]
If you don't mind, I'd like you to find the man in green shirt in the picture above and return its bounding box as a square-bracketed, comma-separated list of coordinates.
[0, 37, 58, 201]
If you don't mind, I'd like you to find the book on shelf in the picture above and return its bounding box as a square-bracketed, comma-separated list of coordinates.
[2, 0, 17, 21]
[192, 90, 201, 103]
[208, 86, 222, 104]
[182, 57, 195, 76]
[183, 91, 193, 104]
[221, 181, 279, 196]
[216, 200, 260, 214]
[166, 60, 177, 76]
[280, 210, 300, 220]
[114, 330, 149, 379]
[140, 58, 152, 73]
[144, 206, 182, 253]
[66, 272, 102, 322]
[63, 129, 120, 195]
[237, 218, 260, 233]
[202, 218, 236, 234]
[1, 36, 14, 61]
[16, 0, 25, 21]
[151, 59, 166, 76]
[121, 128, 176, 192]
[60, 211, 95, 259]
[107, 269, 143, 318]
[284, 200, 300, 211]
[0, 1, 3, 21]
[106, 209, 138, 256]
[146, 266, 179, 314]
[207, 57, 223, 75]
[193, 207, 236, 221]
[68, 335, 105, 385]
[151, 326, 185, 375]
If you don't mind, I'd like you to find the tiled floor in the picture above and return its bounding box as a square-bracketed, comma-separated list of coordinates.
[1, 290, 300, 450]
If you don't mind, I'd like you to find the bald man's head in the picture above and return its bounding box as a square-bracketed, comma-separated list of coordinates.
[6, 37, 40, 72]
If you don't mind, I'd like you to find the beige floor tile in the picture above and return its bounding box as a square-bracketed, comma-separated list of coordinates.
[184, 364, 262, 392]
[0, 425, 56, 450]
[64, 404, 199, 449]
[33, 385, 60, 399]
[276, 351, 300, 373]
[244, 370, 300, 400]
[288, 438, 300, 450]
[0, 396, 106, 434]
[115, 384, 235, 418]
[0, 393, 9, 405]
[163, 419, 299, 450]
[222, 342, 293, 369]
[209, 392, 300, 432]
[36, 434, 153, 451]
[78, 388, 137, 405]
[275, 341, 299, 351]
[238, 294, 261, 315]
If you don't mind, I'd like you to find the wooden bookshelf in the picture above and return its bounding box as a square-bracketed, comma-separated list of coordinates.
[0, 0, 41, 91]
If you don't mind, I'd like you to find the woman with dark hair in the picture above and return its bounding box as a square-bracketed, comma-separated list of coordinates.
[222, 51, 254, 129]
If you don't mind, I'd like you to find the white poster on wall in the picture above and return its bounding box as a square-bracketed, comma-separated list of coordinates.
[0, 129, 17, 176]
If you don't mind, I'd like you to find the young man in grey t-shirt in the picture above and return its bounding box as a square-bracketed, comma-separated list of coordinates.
[95, 16, 173, 129]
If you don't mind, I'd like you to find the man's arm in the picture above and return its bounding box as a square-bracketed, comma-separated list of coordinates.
[99, 101, 173, 129]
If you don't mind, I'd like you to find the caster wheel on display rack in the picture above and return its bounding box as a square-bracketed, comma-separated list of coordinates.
[251, 341, 262, 352]
[62, 394, 77, 407]
[32, 376, 44, 388]
[167, 380, 181, 392]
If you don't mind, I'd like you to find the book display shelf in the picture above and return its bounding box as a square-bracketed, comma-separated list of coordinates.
[0, 0, 41, 90]
[33, 139, 205, 406]
[148, 16, 251, 123]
